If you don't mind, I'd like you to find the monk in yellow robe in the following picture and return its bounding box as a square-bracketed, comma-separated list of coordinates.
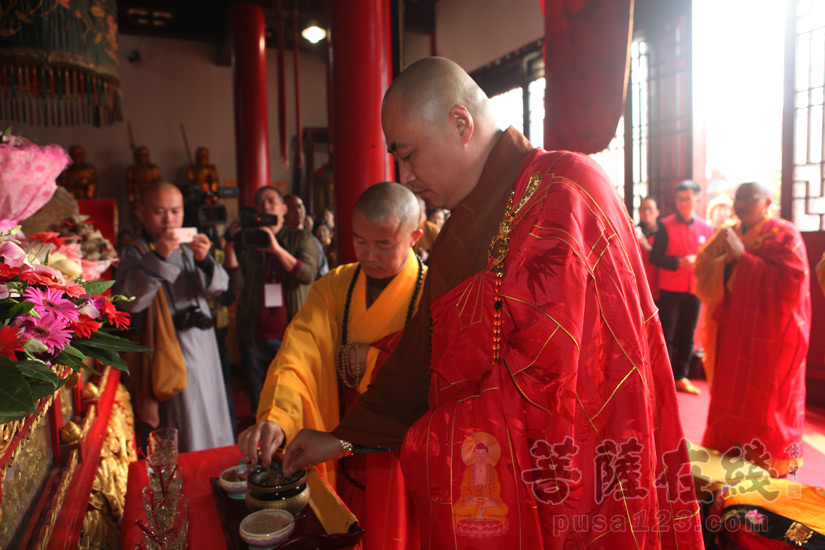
[695, 182, 810, 477]
[238, 182, 424, 550]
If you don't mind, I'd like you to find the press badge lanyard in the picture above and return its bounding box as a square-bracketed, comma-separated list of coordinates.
[263, 253, 284, 308]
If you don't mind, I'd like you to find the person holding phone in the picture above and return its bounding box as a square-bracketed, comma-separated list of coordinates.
[114, 182, 233, 452]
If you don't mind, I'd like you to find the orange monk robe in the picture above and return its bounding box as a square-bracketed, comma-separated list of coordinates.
[256, 249, 424, 549]
[413, 219, 440, 259]
[695, 213, 810, 476]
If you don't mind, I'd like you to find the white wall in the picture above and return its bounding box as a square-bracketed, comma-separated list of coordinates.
[434, 0, 544, 71]
[10, 34, 328, 229]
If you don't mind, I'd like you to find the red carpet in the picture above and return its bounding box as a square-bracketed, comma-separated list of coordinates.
[676, 379, 825, 486]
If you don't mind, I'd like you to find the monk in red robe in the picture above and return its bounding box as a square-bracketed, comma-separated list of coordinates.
[283, 57, 703, 549]
[695, 182, 810, 477]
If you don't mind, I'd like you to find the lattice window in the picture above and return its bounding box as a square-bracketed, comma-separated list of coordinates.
[647, 15, 692, 212]
[629, 39, 650, 219]
[792, 0, 825, 231]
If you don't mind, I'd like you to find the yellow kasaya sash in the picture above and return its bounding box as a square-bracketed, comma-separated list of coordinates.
[345, 249, 424, 394]
[257, 249, 425, 485]
[694, 214, 770, 387]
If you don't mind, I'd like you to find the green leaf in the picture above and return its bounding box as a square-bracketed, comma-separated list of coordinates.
[82, 280, 115, 296]
[72, 343, 125, 373]
[85, 331, 149, 353]
[0, 300, 34, 321]
[56, 345, 86, 370]
[29, 378, 66, 401]
[17, 360, 58, 388]
[0, 360, 36, 420]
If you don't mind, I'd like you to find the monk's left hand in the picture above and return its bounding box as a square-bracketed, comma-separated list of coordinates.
[282, 429, 346, 477]
[188, 233, 212, 261]
[724, 227, 744, 262]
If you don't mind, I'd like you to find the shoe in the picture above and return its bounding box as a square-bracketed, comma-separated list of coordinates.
[675, 378, 701, 395]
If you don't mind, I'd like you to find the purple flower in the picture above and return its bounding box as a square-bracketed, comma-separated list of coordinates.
[15, 314, 72, 354]
[24, 286, 79, 324]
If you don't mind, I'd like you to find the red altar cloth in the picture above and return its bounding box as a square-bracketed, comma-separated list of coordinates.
[122, 445, 244, 549]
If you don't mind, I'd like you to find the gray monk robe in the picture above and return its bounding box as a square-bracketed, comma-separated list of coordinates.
[115, 237, 234, 452]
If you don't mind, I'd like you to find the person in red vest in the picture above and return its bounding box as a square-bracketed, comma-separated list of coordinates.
[650, 180, 713, 395]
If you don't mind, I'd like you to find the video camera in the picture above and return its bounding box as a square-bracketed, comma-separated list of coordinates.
[237, 207, 280, 249]
[180, 184, 240, 230]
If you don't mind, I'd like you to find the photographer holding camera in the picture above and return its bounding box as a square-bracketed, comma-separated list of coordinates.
[225, 186, 319, 412]
[114, 182, 234, 453]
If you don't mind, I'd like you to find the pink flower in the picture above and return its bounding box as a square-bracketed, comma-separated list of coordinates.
[0, 240, 27, 268]
[59, 280, 86, 298]
[24, 286, 79, 324]
[19, 264, 63, 287]
[744, 509, 766, 526]
[0, 138, 70, 230]
[15, 314, 71, 354]
[78, 299, 100, 319]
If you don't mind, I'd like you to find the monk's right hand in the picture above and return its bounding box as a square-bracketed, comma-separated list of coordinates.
[282, 429, 345, 477]
[238, 421, 285, 468]
[155, 229, 180, 259]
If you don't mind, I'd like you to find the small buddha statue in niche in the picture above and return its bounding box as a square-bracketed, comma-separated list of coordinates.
[57, 146, 98, 200]
[187, 146, 220, 203]
[126, 145, 162, 209]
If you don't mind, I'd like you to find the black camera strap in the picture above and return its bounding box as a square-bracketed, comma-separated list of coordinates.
[145, 236, 209, 319]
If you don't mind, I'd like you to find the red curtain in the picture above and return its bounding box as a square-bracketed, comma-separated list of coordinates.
[543, 0, 634, 154]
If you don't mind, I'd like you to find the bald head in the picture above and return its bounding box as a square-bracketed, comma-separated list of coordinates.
[384, 57, 495, 128]
[141, 181, 181, 204]
[353, 182, 420, 233]
[736, 182, 771, 199]
[352, 182, 423, 279]
[381, 57, 503, 210]
[139, 182, 183, 240]
[734, 182, 773, 229]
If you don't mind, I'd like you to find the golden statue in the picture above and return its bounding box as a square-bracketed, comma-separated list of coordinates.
[453, 432, 510, 537]
[126, 146, 162, 209]
[187, 146, 220, 203]
[57, 146, 98, 200]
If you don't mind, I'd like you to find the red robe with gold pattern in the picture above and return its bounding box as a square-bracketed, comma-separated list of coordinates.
[696, 215, 810, 476]
[334, 128, 703, 549]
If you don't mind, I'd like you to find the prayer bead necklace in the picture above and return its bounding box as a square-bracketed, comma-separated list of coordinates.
[487, 171, 543, 362]
[336, 255, 424, 389]
[336, 255, 424, 492]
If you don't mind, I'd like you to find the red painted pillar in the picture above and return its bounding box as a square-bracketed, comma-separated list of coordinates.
[231, 2, 270, 207]
[330, 0, 394, 264]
